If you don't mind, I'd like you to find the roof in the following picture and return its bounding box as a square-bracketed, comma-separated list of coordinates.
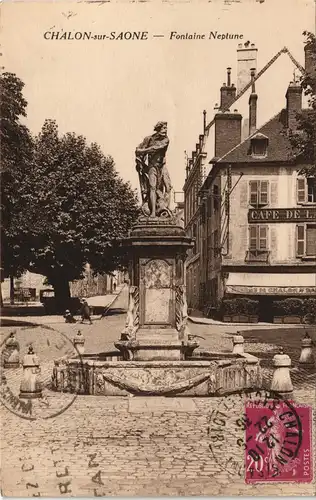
[217, 109, 296, 164]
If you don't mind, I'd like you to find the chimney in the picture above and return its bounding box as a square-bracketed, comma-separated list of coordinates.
[219, 67, 237, 111]
[214, 110, 242, 158]
[203, 110, 207, 132]
[304, 40, 316, 77]
[237, 42, 258, 93]
[248, 68, 258, 135]
[286, 81, 302, 131]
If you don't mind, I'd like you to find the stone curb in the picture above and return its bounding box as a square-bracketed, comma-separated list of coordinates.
[188, 316, 307, 328]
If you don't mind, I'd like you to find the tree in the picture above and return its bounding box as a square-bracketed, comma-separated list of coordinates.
[290, 31, 316, 177]
[15, 119, 139, 309]
[0, 73, 34, 290]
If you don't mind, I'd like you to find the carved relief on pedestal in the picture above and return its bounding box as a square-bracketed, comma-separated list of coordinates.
[121, 286, 140, 338]
[175, 284, 189, 338]
[141, 258, 173, 324]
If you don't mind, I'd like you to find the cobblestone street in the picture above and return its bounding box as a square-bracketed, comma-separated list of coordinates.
[1, 288, 315, 496]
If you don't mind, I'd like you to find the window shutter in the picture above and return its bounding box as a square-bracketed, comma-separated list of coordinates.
[249, 181, 258, 206]
[270, 181, 278, 206]
[306, 225, 316, 256]
[297, 178, 306, 204]
[259, 226, 268, 250]
[249, 226, 258, 250]
[296, 224, 305, 256]
[259, 181, 269, 205]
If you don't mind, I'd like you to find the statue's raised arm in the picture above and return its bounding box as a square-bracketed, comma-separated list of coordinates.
[135, 121, 172, 218]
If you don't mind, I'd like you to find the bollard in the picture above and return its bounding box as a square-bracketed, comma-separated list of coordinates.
[299, 333, 315, 367]
[3, 332, 20, 369]
[232, 334, 244, 354]
[73, 330, 85, 356]
[271, 348, 293, 397]
[19, 346, 42, 399]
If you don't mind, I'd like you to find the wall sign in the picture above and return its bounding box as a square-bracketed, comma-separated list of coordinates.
[226, 285, 316, 295]
[248, 207, 316, 223]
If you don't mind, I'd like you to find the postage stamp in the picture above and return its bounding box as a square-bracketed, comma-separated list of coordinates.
[208, 390, 313, 483]
[244, 398, 313, 483]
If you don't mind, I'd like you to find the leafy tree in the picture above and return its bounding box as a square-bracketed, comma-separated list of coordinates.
[15, 119, 139, 309]
[290, 31, 316, 177]
[0, 73, 33, 286]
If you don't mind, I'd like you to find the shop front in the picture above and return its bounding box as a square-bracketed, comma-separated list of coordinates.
[224, 272, 316, 323]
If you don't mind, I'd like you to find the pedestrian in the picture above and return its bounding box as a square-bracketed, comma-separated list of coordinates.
[63, 309, 76, 323]
[80, 299, 92, 325]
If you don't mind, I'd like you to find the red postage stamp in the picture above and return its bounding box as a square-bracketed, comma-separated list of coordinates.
[244, 398, 313, 483]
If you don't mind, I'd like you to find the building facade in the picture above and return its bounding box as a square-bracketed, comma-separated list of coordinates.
[184, 41, 316, 319]
[183, 116, 208, 312]
[1, 266, 125, 303]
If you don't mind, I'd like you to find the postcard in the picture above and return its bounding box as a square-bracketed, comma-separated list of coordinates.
[1, 0, 315, 496]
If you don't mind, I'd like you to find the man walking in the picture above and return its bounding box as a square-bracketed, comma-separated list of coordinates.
[80, 299, 92, 325]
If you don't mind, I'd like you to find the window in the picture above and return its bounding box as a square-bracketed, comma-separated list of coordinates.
[250, 134, 269, 157]
[210, 278, 218, 306]
[308, 179, 316, 203]
[192, 224, 197, 254]
[297, 178, 316, 204]
[249, 225, 268, 251]
[252, 140, 267, 156]
[249, 180, 269, 206]
[214, 229, 220, 256]
[213, 185, 219, 211]
[296, 224, 316, 258]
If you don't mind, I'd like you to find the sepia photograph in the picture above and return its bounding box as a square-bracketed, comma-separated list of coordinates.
[1, 0, 316, 496]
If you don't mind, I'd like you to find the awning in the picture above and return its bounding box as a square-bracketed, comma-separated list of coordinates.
[225, 273, 316, 296]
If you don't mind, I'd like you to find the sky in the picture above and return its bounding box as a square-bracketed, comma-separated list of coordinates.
[2, 0, 315, 200]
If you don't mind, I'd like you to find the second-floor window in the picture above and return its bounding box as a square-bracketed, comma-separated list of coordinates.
[297, 224, 316, 258]
[249, 225, 268, 251]
[192, 223, 197, 254]
[297, 178, 316, 204]
[249, 180, 269, 207]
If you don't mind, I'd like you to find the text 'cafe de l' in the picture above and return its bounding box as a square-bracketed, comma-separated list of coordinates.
[249, 207, 316, 222]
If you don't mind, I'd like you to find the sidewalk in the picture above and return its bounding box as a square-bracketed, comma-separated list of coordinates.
[85, 283, 125, 308]
[189, 315, 309, 329]
[0, 284, 126, 326]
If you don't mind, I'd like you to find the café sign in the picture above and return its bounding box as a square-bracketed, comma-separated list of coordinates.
[226, 285, 316, 295]
[248, 207, 316, 223]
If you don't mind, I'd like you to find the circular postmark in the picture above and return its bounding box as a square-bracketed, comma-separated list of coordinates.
[207, 389, 304, 481]
[0, 326, 84, 420]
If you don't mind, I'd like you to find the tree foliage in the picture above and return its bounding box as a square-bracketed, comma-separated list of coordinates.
[290, 31, 316, 177]
[16, 119, 140, 302]
[0, 72, 34, 279]
[1, 73, 140, 305]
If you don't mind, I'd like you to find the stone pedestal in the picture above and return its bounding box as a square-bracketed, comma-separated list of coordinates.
[19, 346, 42, 399]
[270, 350, 293, 397]
[232, 335, 244, 355]
[73, 330, 85, 356]
[115, 216, 197, 361]
[3, 332, 20, 369]
[299, 333, 315, 367]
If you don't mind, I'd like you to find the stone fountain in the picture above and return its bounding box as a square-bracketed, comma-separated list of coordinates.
[52, 122, 261, 396]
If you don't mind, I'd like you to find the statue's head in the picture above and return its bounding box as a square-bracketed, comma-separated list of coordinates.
[154, 121, 167, 137]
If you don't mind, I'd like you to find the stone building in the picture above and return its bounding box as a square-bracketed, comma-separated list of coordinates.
[184, 41, 314, 317]
[1, 265, 125, 303]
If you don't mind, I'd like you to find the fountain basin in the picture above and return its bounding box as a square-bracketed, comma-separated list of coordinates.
[52, 352, 262, 396]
